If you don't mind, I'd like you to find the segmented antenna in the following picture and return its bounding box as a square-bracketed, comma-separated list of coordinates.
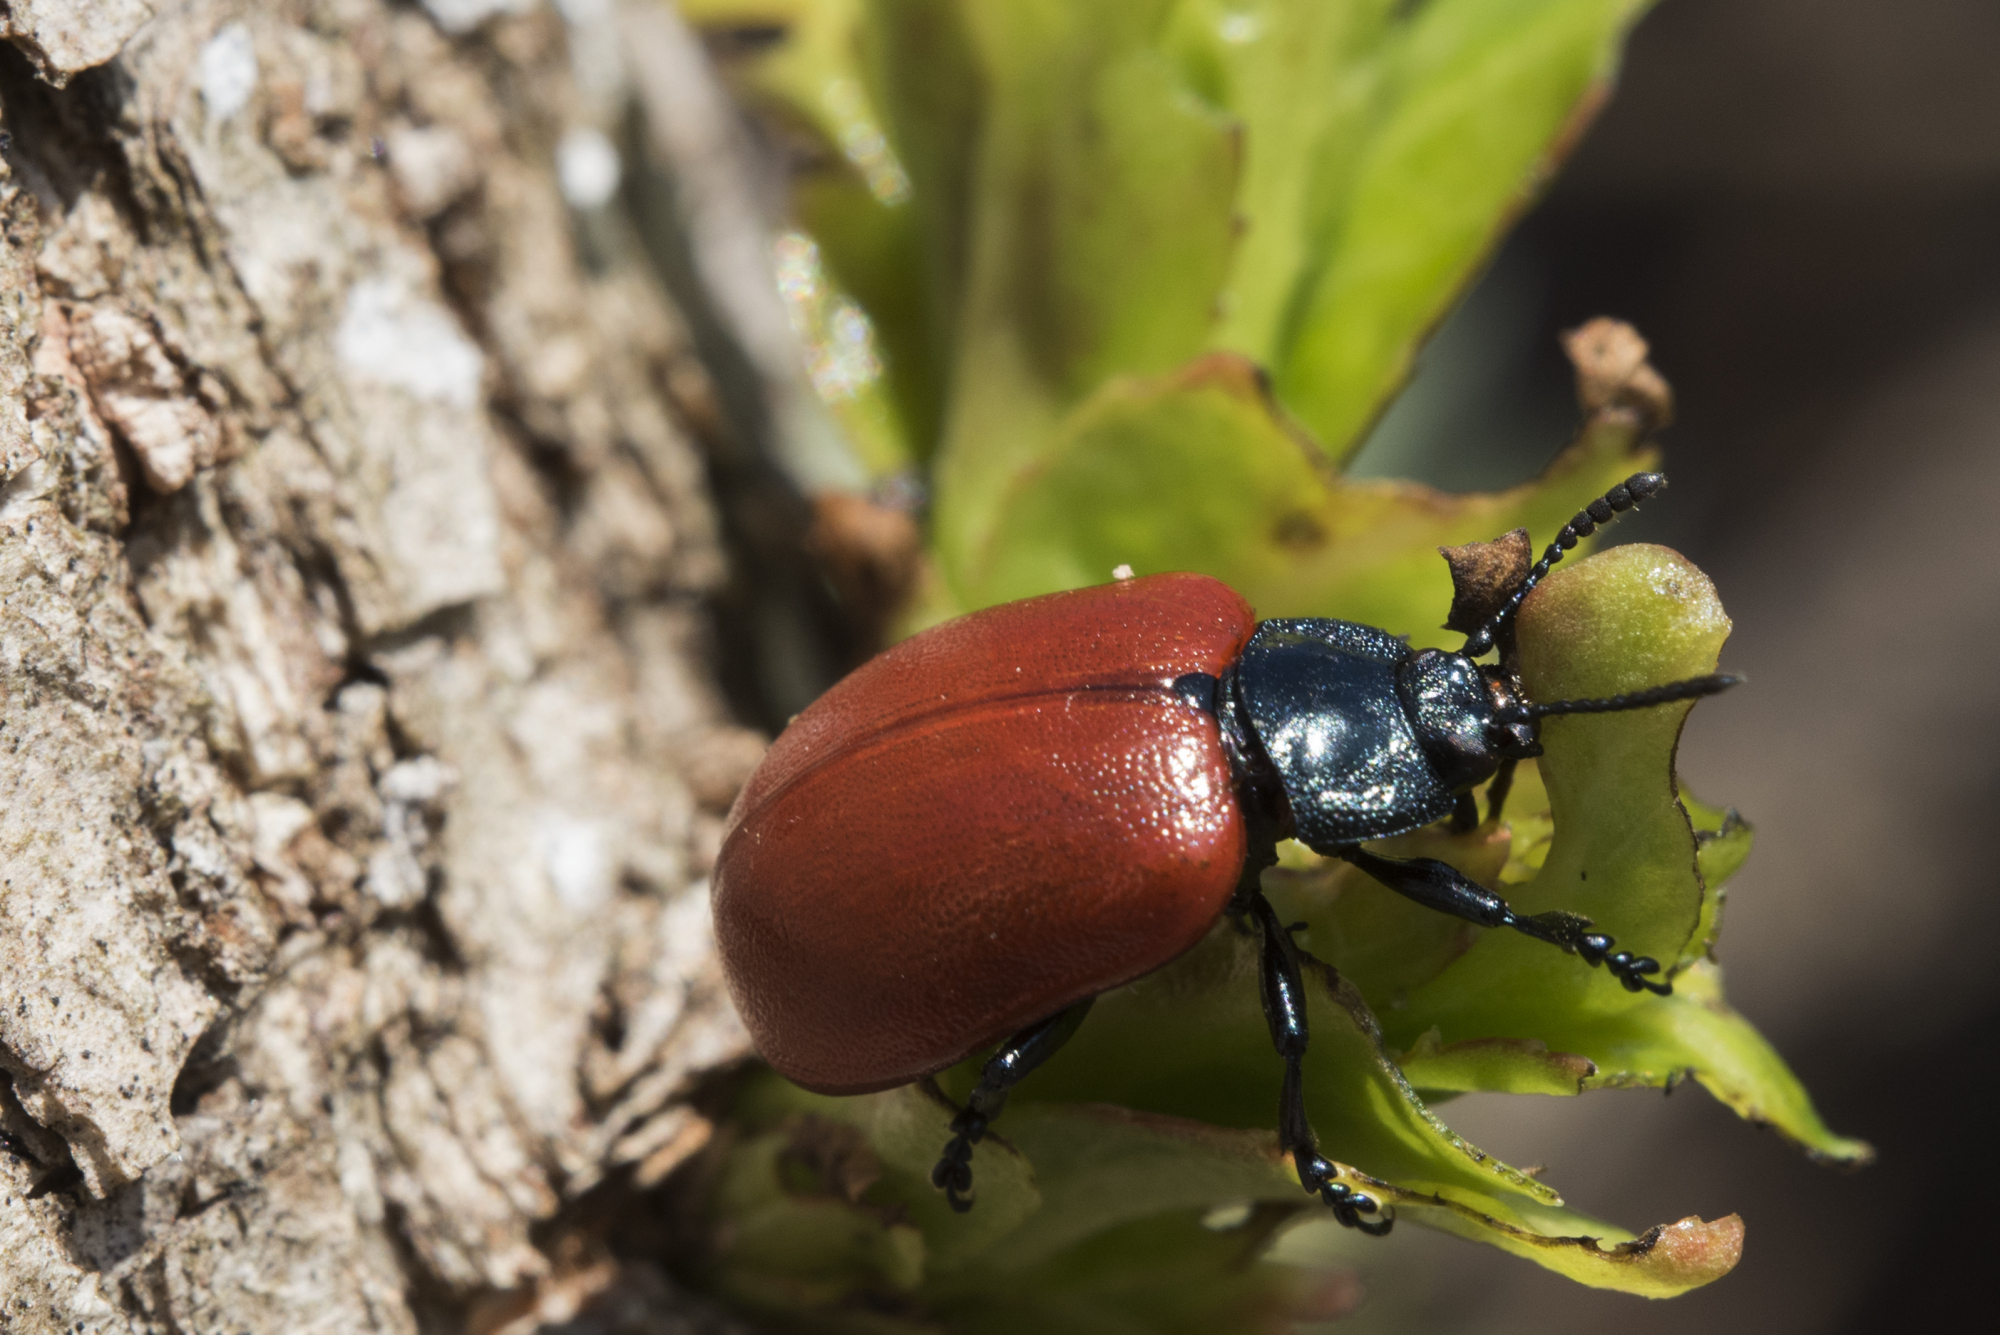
[1461, 472, 1666, 658]
[1499, 673, 1740, 722]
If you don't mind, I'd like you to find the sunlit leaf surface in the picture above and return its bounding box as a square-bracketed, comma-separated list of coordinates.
[937, 352, 1654, 629]
[686, 0, 1653, 575]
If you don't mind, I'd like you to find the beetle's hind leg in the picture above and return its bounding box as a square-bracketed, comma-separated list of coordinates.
[1246, 891, 1393, 1235]
[931, 998, 1095, 1212]
[1338, 847, 1671, 995]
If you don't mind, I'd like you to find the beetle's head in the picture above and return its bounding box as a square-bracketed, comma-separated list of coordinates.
[1396, 649, 1535, 793]
[1402, 644, 1741, 800]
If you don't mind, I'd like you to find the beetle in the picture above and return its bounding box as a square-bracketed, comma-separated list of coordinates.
[712, 473, 1735, 1234]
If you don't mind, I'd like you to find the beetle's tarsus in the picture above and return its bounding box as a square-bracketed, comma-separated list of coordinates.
[932, 1116, 984, 1212]
[1513, 908, 1594, 944]
[1296, 1149, 1395, 1235]
[928, 998, 1095, 1213]
[1517, 911, 1673, 994]
[1604, 950, 1672, 995]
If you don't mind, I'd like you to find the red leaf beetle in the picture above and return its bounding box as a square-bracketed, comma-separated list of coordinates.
[713, 474, 1735, 1231]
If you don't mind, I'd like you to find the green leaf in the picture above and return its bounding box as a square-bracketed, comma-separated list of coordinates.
[1397, 1207, 1745, 1300]
[951, 6, 1244, 403]
[1682, 788, 1751, 967]
[687, 0, 1653, 556]
[1397, 1031, 1598, 1097]
[937, 352, 1652, 632]
[1399, 960, 1869, 1165]
[924, 2, 1246, 584]
[1273, 0, 1650, 458]
[1159, 0, 1404, 368]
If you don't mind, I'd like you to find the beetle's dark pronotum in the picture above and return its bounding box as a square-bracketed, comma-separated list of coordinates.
[713, 472, 1733, 1234]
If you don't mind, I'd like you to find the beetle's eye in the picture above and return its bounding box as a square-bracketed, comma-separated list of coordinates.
[1488, 717, 1541, 758]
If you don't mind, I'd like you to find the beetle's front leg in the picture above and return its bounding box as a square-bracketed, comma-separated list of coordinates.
[1337, 847, 1671, 995]
[931, 997, 1094, 1212]
[1245, 891, 1392, 1235]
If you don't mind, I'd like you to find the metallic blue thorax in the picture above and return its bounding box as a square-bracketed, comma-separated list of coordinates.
[1232, 618, 1456, 850]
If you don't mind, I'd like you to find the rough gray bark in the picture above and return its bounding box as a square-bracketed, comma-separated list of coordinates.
[0, 2, 761, 1330]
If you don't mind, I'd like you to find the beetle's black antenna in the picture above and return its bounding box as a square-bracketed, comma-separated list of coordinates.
[1502, 673, 1739, 721]
[1461, 472, 1666, 658]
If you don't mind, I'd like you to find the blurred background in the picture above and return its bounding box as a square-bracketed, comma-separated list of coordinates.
[1336, 0, 2000, 1328]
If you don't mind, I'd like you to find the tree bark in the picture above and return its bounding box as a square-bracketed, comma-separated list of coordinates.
[0, 3, 761, 1329]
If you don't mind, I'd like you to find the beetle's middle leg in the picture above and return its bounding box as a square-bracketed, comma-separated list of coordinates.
[1245, 890, 1393, 1235]
[1337, 846, 1671, 995]
[931, 997, 1094, 1213]
[1448, 760, 1523, 832]
[1484, 758, 1520, 825]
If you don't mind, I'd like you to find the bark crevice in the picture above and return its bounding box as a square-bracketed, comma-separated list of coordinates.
[0, 4, 760, 1330]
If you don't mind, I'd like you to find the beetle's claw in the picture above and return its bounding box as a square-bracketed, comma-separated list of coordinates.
[1342, 1196, 1395, 1237]
[933, 1110, 991, 1212]
[939, 1172, 975, 1213]
[931, 1138, 977, 1211]
[1298, 1152, 1394, 1236]
[1577, 930, 1672, 996]
[1604, 949, 1672, 996]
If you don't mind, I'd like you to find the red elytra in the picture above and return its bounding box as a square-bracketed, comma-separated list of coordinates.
[713, 572, 1257, 1095]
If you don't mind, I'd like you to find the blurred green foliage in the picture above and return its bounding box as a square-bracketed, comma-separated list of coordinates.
[678, 0, 1866, 1326]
